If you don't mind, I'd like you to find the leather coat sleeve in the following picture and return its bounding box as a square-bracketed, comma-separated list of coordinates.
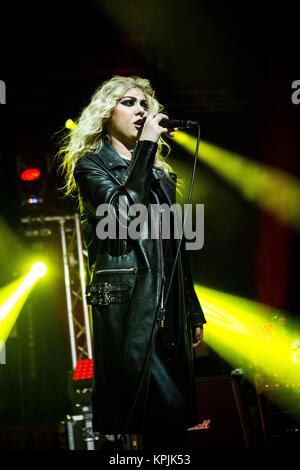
[74, 140, 158, 217]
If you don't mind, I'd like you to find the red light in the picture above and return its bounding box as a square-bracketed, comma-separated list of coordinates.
[73, 359, 94, 380]
[20, 168, 41, 181]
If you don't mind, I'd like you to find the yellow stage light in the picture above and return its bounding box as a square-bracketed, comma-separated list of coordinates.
[30, 261, 47, 278]
[65, 119, 77, 131]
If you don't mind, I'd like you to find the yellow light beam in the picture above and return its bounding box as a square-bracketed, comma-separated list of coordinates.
[0, 262, 47, 345]
[173, 132, 300, 230]
[195, 283, 300, 401]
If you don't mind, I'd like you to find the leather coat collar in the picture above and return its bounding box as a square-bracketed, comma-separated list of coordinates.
[94, 138, 176, 205]
[96, 137, 129, 170]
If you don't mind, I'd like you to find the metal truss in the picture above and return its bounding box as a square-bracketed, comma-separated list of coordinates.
[21, 214, 93, 370]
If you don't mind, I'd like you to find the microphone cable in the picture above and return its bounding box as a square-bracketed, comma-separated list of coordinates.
[162, 124, 201, 312]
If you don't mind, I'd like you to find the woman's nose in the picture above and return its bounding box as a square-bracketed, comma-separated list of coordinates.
[135, 103, 146, 115]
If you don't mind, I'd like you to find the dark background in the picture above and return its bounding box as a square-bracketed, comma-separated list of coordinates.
[0, 0, 299, 448]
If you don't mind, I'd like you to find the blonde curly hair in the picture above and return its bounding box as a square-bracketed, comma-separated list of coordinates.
[56, 75, 174, 198]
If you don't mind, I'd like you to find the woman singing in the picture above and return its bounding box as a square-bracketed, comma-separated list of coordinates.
[58, 75, 206, 449]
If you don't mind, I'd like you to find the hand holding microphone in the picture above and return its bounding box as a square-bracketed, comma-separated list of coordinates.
[139, 113, 171, 143]
[139, 113, 199, 143]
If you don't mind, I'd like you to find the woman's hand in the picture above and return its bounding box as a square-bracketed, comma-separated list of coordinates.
[192, 325, 204, 348]
[139, 112, 171, 143]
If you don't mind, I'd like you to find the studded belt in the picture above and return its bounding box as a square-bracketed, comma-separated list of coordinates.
[86, 282, 131, 306]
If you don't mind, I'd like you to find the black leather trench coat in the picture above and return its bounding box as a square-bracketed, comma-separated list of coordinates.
[74, 138, 206, 434]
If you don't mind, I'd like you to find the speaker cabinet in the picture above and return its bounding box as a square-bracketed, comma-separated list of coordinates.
[188, 375, 253, 449]
[258, 389, 300, 449]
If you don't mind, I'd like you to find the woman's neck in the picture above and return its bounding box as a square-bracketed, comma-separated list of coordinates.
[109, 136, 134, 160]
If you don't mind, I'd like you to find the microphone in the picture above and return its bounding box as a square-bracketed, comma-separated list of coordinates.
[138, 117, 199, 129]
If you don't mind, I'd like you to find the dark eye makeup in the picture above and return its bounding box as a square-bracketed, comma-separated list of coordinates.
[120, 98, 148, 110]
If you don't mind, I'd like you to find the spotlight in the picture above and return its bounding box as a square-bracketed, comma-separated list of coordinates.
[65, 119, 77, 131]
[30, 262, 47, 278]
[20, 168, 41, 181]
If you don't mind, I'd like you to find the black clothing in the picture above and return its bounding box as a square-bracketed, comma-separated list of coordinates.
[74, 138, 206, 436]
